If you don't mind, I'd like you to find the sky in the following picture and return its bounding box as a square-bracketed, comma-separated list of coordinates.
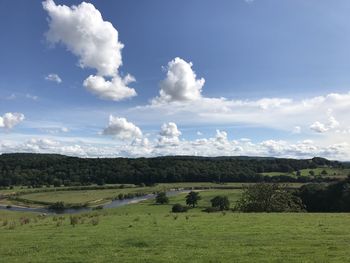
[1, 0, 350, 160]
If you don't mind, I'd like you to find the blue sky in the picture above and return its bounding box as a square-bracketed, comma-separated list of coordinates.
[1, 0, 350, 159]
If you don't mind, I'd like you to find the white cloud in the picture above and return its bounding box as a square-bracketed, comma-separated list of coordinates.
[103, 115, 142, 140]
[45, 73, 62, 83]
[41, 126, 69, 134]
[0, 113, 25, 129]
[215, 130, 228, 144]
[310, 110, 340, 133]
[25, 94, 39, 100]
[83, 75, 136, 101]
[153, 57, 205, 103]
[310, 121, 328, 133]
[158, 122, 182, 146]
[1, 130, 350, 160]
[43, 0, 136, 101]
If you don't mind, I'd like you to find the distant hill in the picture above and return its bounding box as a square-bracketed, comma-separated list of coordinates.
[0, 153, 343, 187]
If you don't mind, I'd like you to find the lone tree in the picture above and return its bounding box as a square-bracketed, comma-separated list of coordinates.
[155, 192, 169, 204]
[210, 196, 230, 211]
[185, 191, 201, 208]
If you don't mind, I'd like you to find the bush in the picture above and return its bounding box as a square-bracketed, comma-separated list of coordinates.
[49, 201, 65, 210]
[172, 203, 188, 213]
[91, 217, 99, 226]
[235, 183, 304, 212]
[298, 179, 350, 212]
[155, 192, 169, 204]
[70, 216, 79, 227]
[210, 196, 230, 211]
[20, 217, 30, 225]
[203, 207, 221, 213]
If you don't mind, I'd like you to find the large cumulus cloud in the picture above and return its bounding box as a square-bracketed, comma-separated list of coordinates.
[43, 0, 136, 101]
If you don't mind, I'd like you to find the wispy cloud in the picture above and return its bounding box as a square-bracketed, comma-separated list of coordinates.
[45, 73, 62, 83]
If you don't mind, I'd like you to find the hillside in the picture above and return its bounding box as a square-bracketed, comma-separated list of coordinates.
[0, 153, 344, 187]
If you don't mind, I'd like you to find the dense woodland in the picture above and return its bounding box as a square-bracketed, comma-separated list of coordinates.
[0, 153, 344, 187]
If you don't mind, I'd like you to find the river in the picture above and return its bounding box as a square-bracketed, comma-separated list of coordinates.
[0, 190, 189, 214]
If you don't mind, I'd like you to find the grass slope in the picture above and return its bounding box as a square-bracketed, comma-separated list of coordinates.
[1, 190, 350, 262]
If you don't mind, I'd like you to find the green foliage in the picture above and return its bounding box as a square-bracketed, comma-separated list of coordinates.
[203, 207, 221, 213]
[298, 179, 350, 212]
[90, 217, 99, 226]
[210, 196, 230, 210]
[172, 203, 188, 213]
[235, 183, 304, 212]
[70, 216, 79, 227]
[0, 153, 341, 187]
[48, 201, 65, 210]
[185, 191, 201, 208]
[155, 192, 169, 204]
[309, 170, 315, 176]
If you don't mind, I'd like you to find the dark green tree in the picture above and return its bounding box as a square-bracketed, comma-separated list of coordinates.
[235, 183, 304, 212]
[155, 192, 169, 204]
[210, 196, 230, 211]
[185, 191, 201, 208]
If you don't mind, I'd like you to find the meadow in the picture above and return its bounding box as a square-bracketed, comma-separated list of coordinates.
[0, 182, 303, 208]
[1, 188, 350, 262]
[261, 167, 350, 178]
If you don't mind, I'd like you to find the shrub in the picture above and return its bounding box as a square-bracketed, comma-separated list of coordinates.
[235, 183, 304, 212]
[203, 207, 221, 213]
[155, 192, 169, 204]
[210, 196, 230, 211]
[49, 201, 65, 211]
[172, 203, 188, 213]
[91, 217, 99, 226]
[20, 217, 30, 225]
[70, 216, 79, 227]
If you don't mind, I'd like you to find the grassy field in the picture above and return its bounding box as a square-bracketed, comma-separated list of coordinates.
[262, 167, 350, 178]
[1, 189, 350, 262]
[18, 188, 147, 205]
[1, 182, 304, 208]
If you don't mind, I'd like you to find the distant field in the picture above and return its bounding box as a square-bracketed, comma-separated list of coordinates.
[262, 167, 350, 177]
[18, 188, 148, 205]
[1, 182, 304, 207]
[1, 191, 350, 262]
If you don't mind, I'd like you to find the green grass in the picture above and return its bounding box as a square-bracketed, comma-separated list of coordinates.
[262, 167, 350, 178]
[1, 190, 350, 262]
[3, 182, 303, 208]
[18, 188, 146, 205]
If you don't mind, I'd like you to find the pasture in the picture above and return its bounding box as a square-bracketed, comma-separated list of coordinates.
[0, 188, 350, 262]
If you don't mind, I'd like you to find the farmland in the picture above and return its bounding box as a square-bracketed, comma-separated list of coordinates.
[1, 188, 350, 262]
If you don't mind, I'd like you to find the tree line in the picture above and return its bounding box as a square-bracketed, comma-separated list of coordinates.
[0, 153, 343, 187]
